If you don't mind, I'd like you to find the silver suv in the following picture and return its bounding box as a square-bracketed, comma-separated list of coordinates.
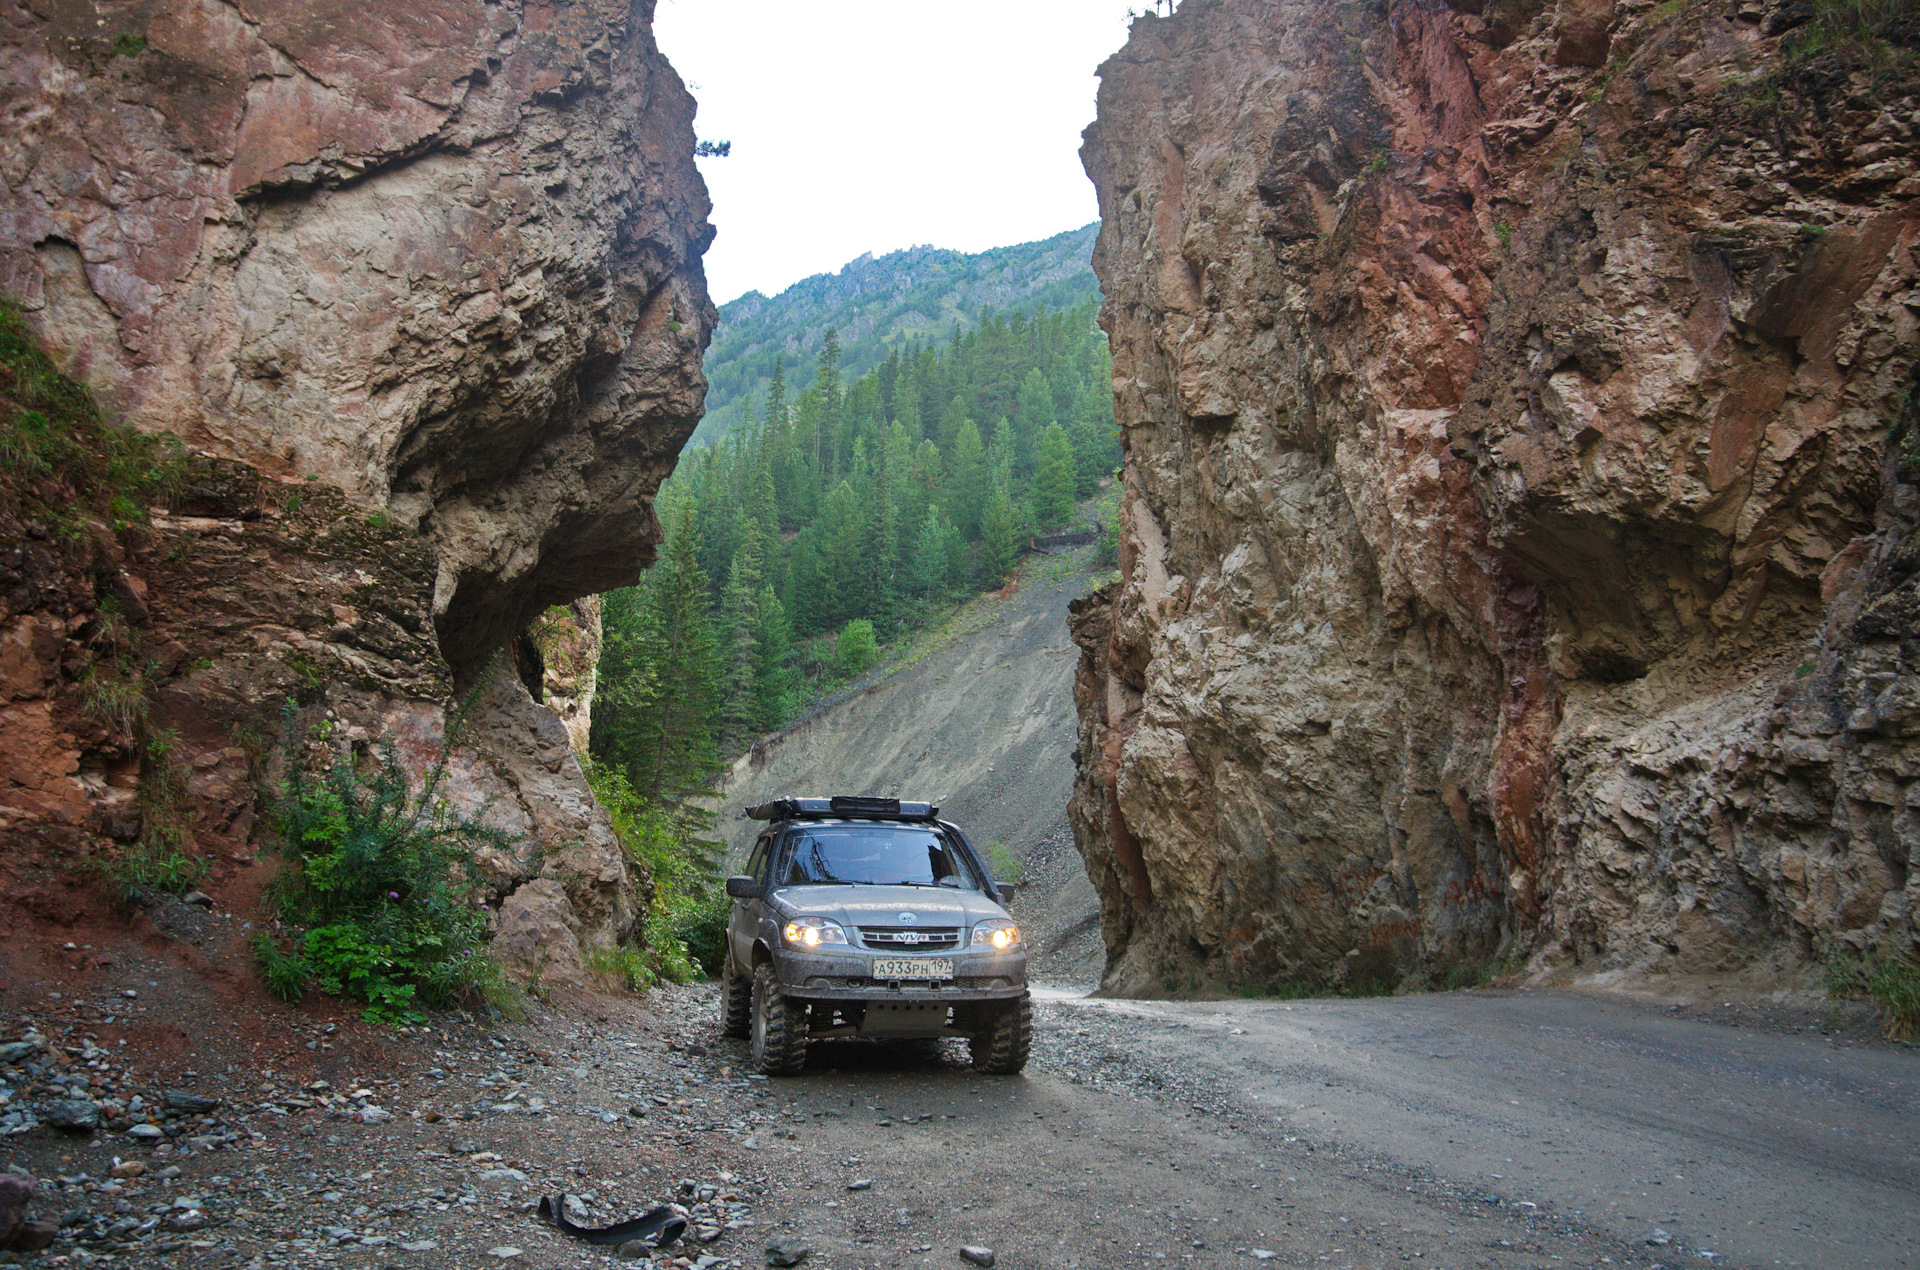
[720, 796, 1031, 1076]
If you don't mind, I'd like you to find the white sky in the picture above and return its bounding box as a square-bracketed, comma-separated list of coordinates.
[652, 0, 1147, 305]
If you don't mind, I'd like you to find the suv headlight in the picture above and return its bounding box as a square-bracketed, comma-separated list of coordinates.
[971, 919, 1021, 950]
[782, 916, 847, 948]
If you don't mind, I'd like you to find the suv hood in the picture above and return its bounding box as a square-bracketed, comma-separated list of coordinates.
[770, 885, 1009, 928]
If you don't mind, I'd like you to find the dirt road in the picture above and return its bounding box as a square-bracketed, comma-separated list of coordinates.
[4, 976, 1912, 1269]
[731, 985, 1919, 1270]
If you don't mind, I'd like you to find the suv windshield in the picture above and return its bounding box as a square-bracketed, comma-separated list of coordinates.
[777, 824, 979, 890]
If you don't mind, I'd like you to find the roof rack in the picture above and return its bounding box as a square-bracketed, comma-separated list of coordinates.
[743, 795, 940, 822]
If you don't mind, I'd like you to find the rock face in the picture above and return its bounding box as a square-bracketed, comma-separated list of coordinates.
[1073, 0, 1919, 995]
[0, 0, 712, 966]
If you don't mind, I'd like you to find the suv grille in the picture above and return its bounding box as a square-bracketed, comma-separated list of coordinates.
[858, 926, 962, 951]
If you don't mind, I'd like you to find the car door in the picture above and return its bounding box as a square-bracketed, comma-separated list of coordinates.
[730, 833, 771, 977]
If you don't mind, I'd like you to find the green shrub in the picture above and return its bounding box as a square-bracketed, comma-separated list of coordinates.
[666, 890, 731, 975]
[253, 707, 511, 1024]
[985, 841, 1023, 884]
[93, 843, 209, 908]
[643, 910, 704, 985]
[586, 761, 728, 986]
[836, 619, 879, 677]
[587, 945, 655, 992]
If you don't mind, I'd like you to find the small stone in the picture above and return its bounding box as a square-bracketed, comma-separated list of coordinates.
[488, 1247, 524, 1259]
[164, 1091, 220, 1114]
[0, 1042, 38, 1064]
[615, 1238, 653, 1259]
[45, 1099, 100, 1132]
[166, 1211, 207, 1232]
[182, 891, 215, 908]
[847, 1179, 872, 1191]
[7, 1219, 56, 1252]
[765, 1233, 811, 1266]
[0, 1174, 32, 1244]
[480, 1168, 529, 1184]
[450, 1139, 480, 1155]
[109, 1161, 145, 1179]
[1649, 1229, 1672, 1246]
[960, 1246, 995, 1267]
[399, 1240, 439, 1251]
[1251, 1253, 1276, 1262]
[127, 1124, 164, 1140]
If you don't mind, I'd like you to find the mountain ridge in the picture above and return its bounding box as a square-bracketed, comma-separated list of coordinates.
[695, 223, 1099, 442]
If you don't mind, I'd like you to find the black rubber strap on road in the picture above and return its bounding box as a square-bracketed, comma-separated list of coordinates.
[536, 1195, 687, 1247]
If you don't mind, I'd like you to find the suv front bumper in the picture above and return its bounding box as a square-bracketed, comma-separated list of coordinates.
[773, 947, 1028, 1002]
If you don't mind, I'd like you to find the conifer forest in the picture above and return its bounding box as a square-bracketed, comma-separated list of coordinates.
[585, 301, 1119, 938]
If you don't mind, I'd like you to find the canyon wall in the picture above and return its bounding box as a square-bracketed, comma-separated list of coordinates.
[1072, 0, 1918, 995]
[0, 0, 713, 980]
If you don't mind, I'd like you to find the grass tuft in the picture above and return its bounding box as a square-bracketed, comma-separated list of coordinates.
[1784, 0, 1919, 70]
[0, 296, 186, 529]
[1825, 946, 1920, 1039]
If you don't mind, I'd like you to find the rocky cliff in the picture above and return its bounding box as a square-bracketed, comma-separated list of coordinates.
[0, 0, 714, 981]
[1072, 0, 1918, 995]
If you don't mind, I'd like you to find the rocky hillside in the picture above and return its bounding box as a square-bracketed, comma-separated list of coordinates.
[0, 0, 714, 981]
[1071, 0, 1919, 995]
[694, 224, 1100, 441]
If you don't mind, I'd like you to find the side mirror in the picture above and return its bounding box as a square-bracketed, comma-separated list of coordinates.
[725, 875, 764, 901]
[996, 883, 1016, 906]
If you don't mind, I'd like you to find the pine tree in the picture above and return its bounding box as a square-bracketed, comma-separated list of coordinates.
[717, 544, 762, 749]
[947, 419, 987, 540]
[591, 503, 722, 806]
[1032, 423, 1076, 529]
[750, 584, 791, 732]
[1068, 377, 1117, 498]
[909, 505, 953, 597]
[1014, 368, 1055, 470]
[987, 415, 1016, 489]
[980, 478, 1017, 585]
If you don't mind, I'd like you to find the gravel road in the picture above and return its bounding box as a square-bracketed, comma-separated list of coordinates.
[5, 979, 1914, 1269]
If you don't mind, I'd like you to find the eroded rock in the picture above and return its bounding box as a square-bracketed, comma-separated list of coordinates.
[1074, 0, 1919, 993]
[0, 0, 709, 961]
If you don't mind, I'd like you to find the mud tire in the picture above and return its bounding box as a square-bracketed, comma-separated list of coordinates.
[750, 964, 807, 1075]
[721, 962, 752, 1038]
[968, 994, 1032, 1074]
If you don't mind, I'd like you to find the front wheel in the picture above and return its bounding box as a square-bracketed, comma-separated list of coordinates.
[967, 994, 1032, 1074]
[750, 964, 807, 1075]
[720, 961, 751, 1039]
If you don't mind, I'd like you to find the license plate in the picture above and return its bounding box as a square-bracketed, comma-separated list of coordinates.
[871, 958, 953, 980]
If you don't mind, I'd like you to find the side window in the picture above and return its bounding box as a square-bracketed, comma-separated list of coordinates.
[745, 836, 770, 884]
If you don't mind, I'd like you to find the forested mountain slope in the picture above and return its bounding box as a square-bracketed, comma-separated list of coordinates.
[695, 224, 1099, 442]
